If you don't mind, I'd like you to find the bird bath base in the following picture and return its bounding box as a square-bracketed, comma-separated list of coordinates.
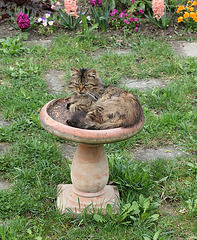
[58, 142, 119, 213]
[39, 98, 144, 214]
[57, 185, 119, 213]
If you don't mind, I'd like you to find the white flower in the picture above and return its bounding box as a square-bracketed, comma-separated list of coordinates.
[48, 20, 54, 26]
[43, 21, 47, 27]
[38, 18, 42, 23]
[87, 16, 91, 21]
[45, 13, 51, 18]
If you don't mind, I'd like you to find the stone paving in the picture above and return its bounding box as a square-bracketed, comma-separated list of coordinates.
[0, 142, 11, 191]
[0, 114, 11, 127]
[44, 70, 67, 94]
[170, 41, 197, 58]
[27, 39, 52, 48]
[1, 39, 196, 192]
[133, 146, 185, 161]
[123, 78, 168, 91]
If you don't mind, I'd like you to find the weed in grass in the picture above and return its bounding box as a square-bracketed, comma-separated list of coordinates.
[0, 34, 29, 56]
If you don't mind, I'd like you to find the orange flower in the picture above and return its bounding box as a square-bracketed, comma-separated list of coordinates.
[194, 16, 197, 22]
[192, 1, 197, 6]
[176, 5, 185, 13]
[178, 16, 183, 23]
[187, 1, 192, 6]
[190, 12, 196, 18]
[190, 7, 194, 11]
[183, 12, 190, 18]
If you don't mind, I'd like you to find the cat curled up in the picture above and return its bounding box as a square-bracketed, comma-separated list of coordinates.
[66, 68, 144, 130]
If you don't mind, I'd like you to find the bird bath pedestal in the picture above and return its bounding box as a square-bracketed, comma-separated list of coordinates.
[39, 98, 144, 213]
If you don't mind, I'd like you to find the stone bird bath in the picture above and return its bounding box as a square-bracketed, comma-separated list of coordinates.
[39, 98, 144, 213]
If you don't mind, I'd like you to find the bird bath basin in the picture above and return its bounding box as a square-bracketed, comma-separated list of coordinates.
[39, 98, 144, 213]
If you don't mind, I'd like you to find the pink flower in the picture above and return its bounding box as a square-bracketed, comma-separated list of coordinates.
[90, 0, 96, 6]
[51, 1, 61, 10]
[16, 12, 30, 30]
[136, 23, 140, 26]
[124, 19, 129, 24]
[97, 0, 102, 6]
[90, 0, 102, 7]
[125, 13, 128, 17]
[119, 12, 125, 18]
[131, 0, 135, 4]
[130, 17, 134, 22]
[64, 0, 78, 17]
[134, 17, 139, 22]
[139, 9, 144, 14]
[134, 27, 138, 32]
[152, 0, 165, 20]
[110, 9, 118, 16]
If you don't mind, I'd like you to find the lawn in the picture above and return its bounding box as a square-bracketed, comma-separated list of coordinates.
[0, 6, 197, 240]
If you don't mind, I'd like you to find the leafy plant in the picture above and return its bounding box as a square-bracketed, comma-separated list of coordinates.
[58, 8, 83, 30]
[0, 35, 29, 55]
[131, 0, 152, 12]
[145, 0, 176, 29]
[90, 0, 112, 32]
[8, 6, 36, 31]
[93, 195, 160, 229]
[79, 14, 99, 39]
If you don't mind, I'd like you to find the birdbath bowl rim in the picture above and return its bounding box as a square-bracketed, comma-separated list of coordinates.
[39, 98, 145, 144]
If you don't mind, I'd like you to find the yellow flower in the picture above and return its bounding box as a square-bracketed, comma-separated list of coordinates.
[190, 7, 194, 11]
[190, 12, 196, 18]
[178, 16, 183, 23]
[184, 12, 190, 18]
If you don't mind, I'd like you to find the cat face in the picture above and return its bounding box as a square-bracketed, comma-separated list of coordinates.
[68, 68, 103, 96]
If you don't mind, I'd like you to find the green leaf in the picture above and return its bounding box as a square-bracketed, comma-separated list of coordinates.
[20, 87, 27, 98]
[106, 204, 113, 215]
[153, 230, 161, 240]
[93, 214, 104, 223]
[35, 237, 42, 240]
[143, 237, 151, 240]
[81, 14, 88, 32]
[148, 214, 160, 221]
[143, 199, 150, 213]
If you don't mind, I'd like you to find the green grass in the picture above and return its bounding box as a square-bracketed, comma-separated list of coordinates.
[0, 32, 197, 239]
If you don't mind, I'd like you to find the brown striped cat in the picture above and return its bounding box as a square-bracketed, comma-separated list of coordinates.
[66, 68, 144, 130]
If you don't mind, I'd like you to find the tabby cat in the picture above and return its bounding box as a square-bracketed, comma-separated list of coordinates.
[66, 68, 143, 130]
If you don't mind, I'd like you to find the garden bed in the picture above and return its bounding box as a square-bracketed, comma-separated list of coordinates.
[0, 0, 196, 41]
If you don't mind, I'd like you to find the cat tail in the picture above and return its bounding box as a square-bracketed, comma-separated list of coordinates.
[66, 111, 104, 130]
[66, 111, 87, 129]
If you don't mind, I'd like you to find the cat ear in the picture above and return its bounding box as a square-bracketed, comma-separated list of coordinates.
[87, 69, 97, 79]
[70, 68, 80, 77]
